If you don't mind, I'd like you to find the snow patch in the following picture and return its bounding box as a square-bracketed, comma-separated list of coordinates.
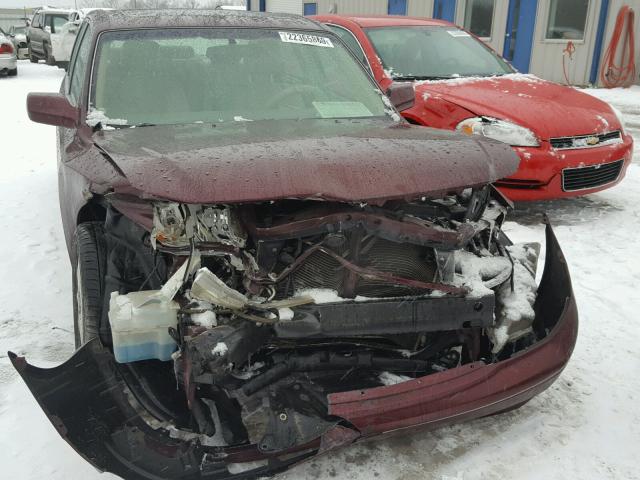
[191, 310, 217, 328]
[381, 94, 402, 122]
[455, 244, 539, 353]
[211, 342, 228, 357]
[86, 107, 127, 128]
[379, 371, 412, 386]
[455, 251, 512, 297]
[490, 244, 539, 353]
[415, 73, 544, 87]
[278, 307, 294, 321]
[295, 288, 377, 304]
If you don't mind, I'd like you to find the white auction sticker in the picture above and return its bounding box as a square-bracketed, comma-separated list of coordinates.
[279, 32, 334, 47]
[448, 30, 471, 37]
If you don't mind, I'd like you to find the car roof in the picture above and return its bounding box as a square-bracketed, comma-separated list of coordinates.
[316, 14, 455, 28]
[37, 8, 75, 14]
[84, 9, 327, 33]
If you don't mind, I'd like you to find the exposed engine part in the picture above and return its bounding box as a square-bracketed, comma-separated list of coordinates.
[272, 294, 494, 338]
[241, 351, 435, 396]
[100, 188, 539, 451]
[490, 243, 540, 352]
[185, 323, 271, 385]
[190, 267, 315, 313]
[152, 203, 247, 249]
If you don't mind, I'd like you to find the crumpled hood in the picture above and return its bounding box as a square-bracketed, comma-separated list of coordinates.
[414, 74, 621, 139]
[89, 119, 519, 204]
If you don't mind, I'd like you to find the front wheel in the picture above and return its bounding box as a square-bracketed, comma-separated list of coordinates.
[7, 68, 17, 76]
[73, 222, 107, 348]
[43, 43, 55, 66]
[28, 43, 38, 63]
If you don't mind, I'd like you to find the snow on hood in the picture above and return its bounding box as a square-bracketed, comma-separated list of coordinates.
[413, 74, 621, 139]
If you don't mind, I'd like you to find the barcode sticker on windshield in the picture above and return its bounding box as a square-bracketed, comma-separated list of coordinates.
[279, 32, 334, 47]
[448, 30, 471, 37]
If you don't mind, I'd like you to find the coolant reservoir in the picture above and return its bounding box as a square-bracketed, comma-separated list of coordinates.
[108, 291, 179, 363]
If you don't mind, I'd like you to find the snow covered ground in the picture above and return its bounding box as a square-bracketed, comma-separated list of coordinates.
[1, 62, 639, 479]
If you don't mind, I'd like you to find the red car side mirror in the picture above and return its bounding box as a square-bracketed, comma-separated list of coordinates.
[386, 83, 415, 112]
[27, 93, 79, 128]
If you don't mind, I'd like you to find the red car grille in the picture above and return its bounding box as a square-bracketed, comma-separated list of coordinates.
[562, 159, 624, 191]
[550, 131, 622, 149]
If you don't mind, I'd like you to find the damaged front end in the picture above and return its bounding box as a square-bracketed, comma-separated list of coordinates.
[10, 188, 577, 479]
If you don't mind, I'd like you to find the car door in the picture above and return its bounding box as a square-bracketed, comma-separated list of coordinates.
[29, 13, 44, 54]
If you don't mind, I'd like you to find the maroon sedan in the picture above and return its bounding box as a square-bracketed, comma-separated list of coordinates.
[12, 9, 577, 479]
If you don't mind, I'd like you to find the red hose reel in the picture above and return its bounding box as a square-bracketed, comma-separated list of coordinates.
[600, 5, 636, 88]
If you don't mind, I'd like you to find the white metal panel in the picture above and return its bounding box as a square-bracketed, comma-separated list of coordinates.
[267, 0, 303, 14]
[529, 0, 601, 85]
[316, 0, 388, 15]
[407, 0, 435, 17]
[316, 0, 434, 16]
[455, 0, 510, 53]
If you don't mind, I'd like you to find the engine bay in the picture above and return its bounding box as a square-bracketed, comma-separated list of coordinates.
[101, 186, 540, 451]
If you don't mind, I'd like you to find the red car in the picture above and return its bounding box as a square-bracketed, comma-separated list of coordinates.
[313, 15, 634, 201]
[12, 10, 577, 479]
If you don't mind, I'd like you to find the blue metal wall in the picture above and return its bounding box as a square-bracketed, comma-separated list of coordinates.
[433, 0, 456, 22]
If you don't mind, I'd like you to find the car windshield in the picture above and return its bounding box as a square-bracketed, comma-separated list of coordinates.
[13, 26, 27, 34]
[91, 28, 390, 126]
[366, 26, 514, 80]
[50, 14, 70, 33]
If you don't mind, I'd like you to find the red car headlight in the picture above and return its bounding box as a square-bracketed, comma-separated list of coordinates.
[457, 116, 540, 147]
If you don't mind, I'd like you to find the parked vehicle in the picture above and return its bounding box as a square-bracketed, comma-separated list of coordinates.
[6, 24, 29, 59]
[51, 8, 112, 69]
[313, 15, 634, 201]
[14, 9, 577, 479]
[26, 7, 74, 64]
[0, 28, 18, 76]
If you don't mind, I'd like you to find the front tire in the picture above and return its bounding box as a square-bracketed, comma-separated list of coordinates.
[28, 43, 38, 63]
[43, 43, 55, 66]
[7, 68, 17, 76]
[73, 222, 107, 348]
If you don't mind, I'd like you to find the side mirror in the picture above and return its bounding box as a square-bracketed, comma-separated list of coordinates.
[386, 82, 415, 112]
[44, 25, 51, 33]
[27, 93, 79, 128]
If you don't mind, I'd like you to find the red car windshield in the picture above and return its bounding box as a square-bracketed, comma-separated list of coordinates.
[91, 28, 390, 126]
[366, 26, 514, 80]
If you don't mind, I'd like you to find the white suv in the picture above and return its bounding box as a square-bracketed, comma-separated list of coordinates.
[27, 7, 75, 65]
[51, 8, 113, 69]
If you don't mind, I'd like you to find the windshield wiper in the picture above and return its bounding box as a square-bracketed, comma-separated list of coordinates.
[392, 75, 455, 81]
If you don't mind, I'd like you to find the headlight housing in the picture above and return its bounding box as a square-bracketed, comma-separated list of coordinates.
[456, 117, 540, 147]
[610, 106, 627, 136]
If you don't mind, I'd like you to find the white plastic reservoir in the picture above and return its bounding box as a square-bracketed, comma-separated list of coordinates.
[108, 291, 179, 363]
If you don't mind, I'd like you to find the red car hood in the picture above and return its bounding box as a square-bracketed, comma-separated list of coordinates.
[83, 119, 519, 205]
[414, 74, 620, 139]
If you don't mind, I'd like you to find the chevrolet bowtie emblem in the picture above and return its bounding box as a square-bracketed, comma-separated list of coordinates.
[585, 136, 600, 146]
